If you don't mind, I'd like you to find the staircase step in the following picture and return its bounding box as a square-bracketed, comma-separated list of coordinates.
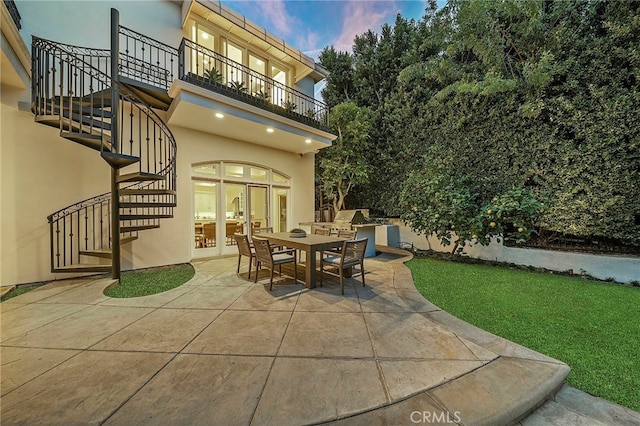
[35, 115, 111, 140]
[101, 152, 140, 169]
[120, 77, 172, 111]
[120, 224, 160, 232]
[80, 89, 113, 107]
[79, 249, 113, 259]
[78, 235, 138, 260]
[120, 202, 176, 208]
[117, 172, 165, 183]
[53, 264, 111, 273]
[36, 111, 111, 132]
[60, 131, 112, 152]
[40, 99, 113, 118]
[119, 189, 176, 196]
[120, 214, 173, 220]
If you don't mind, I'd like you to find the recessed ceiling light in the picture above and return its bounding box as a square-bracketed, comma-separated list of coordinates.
[305, 139, 312, 144]
[215, 112, 224, 118]
[266, 128, 274, 133]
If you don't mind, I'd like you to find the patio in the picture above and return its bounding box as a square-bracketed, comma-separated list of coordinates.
[0, 247, 569, 425]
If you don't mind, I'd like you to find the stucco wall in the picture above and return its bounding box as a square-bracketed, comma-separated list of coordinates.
[18, 0, 183, 50]
[1, 86, 110, 285]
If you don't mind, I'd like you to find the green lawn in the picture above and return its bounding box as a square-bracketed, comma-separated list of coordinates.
[407, 257, 640, 412]
[105, 263, 195, 298]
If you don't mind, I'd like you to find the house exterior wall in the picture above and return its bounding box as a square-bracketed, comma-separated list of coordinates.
[1, 86, 110, 285]
[17, 0, 183, 49]
[1, 0, 324, 286]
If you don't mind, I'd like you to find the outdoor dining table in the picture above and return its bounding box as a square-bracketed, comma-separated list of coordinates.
[260, 232, 346, 288]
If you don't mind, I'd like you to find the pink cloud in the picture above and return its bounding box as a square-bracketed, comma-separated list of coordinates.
[297, 31, 321, 52]
[331, 0, 399, 52]
[255, 0, 296, 36]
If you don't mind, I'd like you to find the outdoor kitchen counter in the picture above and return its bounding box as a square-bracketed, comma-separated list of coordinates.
[299, 222, 379, 258]
[352, 224, 378, 258]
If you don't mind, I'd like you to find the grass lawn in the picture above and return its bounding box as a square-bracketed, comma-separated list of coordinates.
[407, 257, 640, 412]
[105, 263, 195, 298]
[1, 285, 39, 302]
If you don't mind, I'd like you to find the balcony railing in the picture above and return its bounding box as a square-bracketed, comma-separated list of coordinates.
[4, 0, 21, 29]
[119, 26, 179, 91]
[178, 39, 329, 130]
[116, 27, 329, 130]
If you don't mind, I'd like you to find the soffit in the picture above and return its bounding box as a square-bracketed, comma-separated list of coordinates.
[167, 79, 335, 155]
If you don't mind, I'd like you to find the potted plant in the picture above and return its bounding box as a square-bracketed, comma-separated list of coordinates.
[203, 66, 223, 84]
[282, 99, 297, 113]
[254, 90, 270, 103]
[229, 80, 247, 93]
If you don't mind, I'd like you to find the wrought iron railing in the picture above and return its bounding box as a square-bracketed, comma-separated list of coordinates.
[178, 39, 329, 129]
[33, 36, 177, 271]
[117, 27, 329, 129]
[119, 26, 179, 90]
[4, 0, 21, 29]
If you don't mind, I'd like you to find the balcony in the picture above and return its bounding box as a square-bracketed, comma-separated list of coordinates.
[117, 27, 329, 131]
[178, 39, 328, 130]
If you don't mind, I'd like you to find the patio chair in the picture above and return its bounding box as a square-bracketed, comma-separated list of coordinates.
[337, 229, 356, 239]
[253, 226, 274, 235]
[253, 236, 297, 290]
[233, 233, 255, 279]
[319, 238, 367, 295]
[203, 223, 216, 247]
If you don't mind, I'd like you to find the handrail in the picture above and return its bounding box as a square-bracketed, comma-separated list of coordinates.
[119, 25, 179, 90]
[178, 38, 329, 129]
[33, 35, 177, 270]
[32, 36, 177, 183]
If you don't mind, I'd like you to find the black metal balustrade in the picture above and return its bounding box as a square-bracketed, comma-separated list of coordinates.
[178, 39, 329, 130]
[4, 0, 21, 29]
[33, 36, 177, 272]
[119, 26, 179, 91]
[117, 27, 329, 129]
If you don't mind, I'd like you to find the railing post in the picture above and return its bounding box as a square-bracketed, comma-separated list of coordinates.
[110, 8, 121, 280]
[178, 39, 185, 80]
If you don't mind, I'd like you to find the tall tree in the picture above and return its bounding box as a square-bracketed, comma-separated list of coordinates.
[318, 47, 354, 109]
[317, 102, 371, 212]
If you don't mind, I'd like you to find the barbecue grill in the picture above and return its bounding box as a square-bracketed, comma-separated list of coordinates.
[310, 209, 367, 233]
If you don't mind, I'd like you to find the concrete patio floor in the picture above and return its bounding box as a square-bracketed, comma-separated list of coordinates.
[1, 247, 576, 425]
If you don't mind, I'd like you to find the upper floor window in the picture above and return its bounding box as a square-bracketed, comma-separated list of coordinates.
[188, 19, 289, 90]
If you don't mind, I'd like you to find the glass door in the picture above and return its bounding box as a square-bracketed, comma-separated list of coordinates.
[248, 185, 269, 237]
[193, 181, 218, 255]
[273, 188, 288, 232]
[223, 183, 246, 254]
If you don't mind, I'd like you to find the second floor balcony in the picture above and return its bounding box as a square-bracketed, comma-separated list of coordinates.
[117, 27, 329, 131]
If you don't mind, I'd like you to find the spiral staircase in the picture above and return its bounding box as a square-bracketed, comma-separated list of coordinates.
[32, 10, 176, 278]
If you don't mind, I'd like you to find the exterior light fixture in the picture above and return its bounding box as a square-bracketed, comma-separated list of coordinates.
[201, 32, 209, 40]
[266, 128, 274, 133]
[305, 139, 312, 144]
[215, 113, 224, 118]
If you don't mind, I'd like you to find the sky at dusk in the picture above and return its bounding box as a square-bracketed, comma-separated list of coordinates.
[223, 1, 434, 59]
